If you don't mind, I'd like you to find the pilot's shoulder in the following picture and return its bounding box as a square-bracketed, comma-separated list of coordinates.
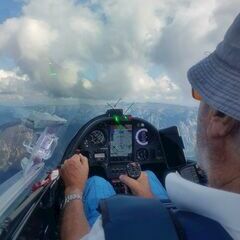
[166, 172, 240, 240]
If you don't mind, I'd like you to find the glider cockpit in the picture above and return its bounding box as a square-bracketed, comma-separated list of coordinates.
[0, 108, 202, 240]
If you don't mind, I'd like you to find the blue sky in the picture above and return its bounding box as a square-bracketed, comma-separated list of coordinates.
[0, 0, 239, 105]
[0, 0, 23, 70]
[0, 0, 23, 23]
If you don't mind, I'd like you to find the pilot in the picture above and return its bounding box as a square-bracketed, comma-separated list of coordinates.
[60, 14, 240, 240]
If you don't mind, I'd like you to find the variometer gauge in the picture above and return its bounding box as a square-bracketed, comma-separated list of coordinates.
[135, 128, 149, 146]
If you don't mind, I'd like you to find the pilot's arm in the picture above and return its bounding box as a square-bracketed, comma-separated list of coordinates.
[60, 154, 90, 240]
[60, 154, 154, 240]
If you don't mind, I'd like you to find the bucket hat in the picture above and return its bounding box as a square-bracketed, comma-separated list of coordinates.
[188, 14, 240, 121]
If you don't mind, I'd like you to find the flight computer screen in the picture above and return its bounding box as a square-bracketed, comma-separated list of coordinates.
[110, 125, 132, 157]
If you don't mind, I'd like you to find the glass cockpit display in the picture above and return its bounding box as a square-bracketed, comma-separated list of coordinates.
[110, 125, 132, 157]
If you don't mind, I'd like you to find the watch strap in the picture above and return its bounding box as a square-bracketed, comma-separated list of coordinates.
[64, 192, 83, 207]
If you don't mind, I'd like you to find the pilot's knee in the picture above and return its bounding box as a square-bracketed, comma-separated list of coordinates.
[84, 176, 115, 200]
[145, 170, 164, 188]
[84, 176, 109, 197]
[86, 176, 108, 187]
[145, 170, 158, 180]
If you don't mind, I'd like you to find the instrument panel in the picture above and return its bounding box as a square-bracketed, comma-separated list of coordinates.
[62, 109, 186, 194]
[78, 117, 165, 179]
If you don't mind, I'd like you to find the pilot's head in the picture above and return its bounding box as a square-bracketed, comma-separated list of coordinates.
[188, 14, 240, 193]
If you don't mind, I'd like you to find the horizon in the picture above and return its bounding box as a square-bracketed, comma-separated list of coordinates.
[0, 99, 198, 108]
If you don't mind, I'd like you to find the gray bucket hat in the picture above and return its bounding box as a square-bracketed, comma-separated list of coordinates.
[188, 14, 240, 121]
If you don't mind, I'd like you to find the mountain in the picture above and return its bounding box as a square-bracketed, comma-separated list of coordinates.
[0, 124, 33, 183]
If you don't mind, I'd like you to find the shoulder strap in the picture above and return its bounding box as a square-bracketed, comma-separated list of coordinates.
[99, 195, 179, 240]
[99, 195, 233, 240]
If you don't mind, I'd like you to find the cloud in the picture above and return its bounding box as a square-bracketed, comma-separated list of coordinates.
[0, 0, 239, 105]
[150, 0, 240, 96]
[0, 69, 29, 93]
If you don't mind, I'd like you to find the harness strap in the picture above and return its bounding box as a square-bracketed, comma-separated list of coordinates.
[171, 210, 233, 240]
[100, 195, 179, 240]
[100, 195, 233, 240]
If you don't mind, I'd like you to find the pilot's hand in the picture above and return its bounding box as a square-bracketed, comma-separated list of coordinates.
[119, 172, 154, 198]
[60, 154, 89, 194]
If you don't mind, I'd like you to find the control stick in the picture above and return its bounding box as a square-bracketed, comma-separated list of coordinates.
[126, 162, 141, 180]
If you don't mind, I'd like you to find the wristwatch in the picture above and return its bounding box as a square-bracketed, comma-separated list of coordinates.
[64, 192, 83, 207]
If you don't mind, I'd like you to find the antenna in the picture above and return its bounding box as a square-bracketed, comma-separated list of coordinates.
[107, 102, 114, 109]
[114, 98, 122, 107]
[124, 102, 135, 114]
[106, 98, 122, 110]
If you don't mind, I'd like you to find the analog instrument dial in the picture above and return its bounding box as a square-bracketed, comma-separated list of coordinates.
[87, 130, 106, 146]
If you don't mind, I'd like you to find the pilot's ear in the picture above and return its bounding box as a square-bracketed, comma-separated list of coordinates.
[207, 110, 236, 138]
